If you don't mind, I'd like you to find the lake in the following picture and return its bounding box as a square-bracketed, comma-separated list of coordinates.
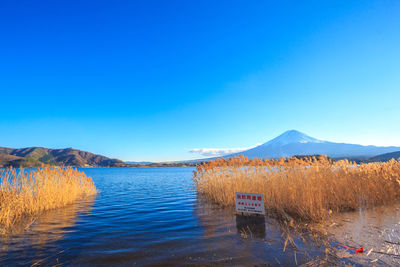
[0, 167, 341, 266]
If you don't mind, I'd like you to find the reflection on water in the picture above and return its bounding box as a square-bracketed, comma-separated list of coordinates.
[0, 167, 354, 266]
[0, 195, 96, 265]
[193, 195, 336, 266]
[236, 215, 266, 239]
[321, 204, 400, 266]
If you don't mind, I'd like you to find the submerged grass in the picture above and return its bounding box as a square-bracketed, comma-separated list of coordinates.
[0, 167, 97, 231]
[193, 156, 400, 222]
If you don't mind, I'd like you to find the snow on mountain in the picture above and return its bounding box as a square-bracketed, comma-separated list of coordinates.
[226, 130, 400, 159]
[261, 130, 325, 146]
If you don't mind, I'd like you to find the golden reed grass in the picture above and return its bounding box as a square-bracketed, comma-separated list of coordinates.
[0, 167, 97, 231]
[193, 155, 400, 222]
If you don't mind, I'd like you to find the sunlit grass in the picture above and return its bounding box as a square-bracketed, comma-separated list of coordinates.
[0, 167, 97, 231]
[193, 155, 400, 222]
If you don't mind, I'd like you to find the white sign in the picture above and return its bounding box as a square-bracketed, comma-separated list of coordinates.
[235, 192, 265, 215]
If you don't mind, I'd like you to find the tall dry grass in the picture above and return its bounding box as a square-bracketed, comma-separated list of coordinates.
[0, 167, 97, 231]
[193, 155, 400, 222]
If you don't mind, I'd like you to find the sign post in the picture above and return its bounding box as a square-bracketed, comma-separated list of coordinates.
[235, 192, 265, 215]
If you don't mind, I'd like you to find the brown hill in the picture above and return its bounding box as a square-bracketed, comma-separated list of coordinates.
[0, 147, 127, 167]
[0, 154, 23, 166]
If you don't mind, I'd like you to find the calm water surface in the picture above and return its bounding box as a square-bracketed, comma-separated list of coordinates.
[1, 167, 333, 266]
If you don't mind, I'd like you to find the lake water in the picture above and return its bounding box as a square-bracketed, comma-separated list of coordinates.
[0, 167, 344, 266]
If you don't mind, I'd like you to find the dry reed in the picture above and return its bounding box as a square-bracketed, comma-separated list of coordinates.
[0, 167, 97, 231]
[193, 155, 400, 222]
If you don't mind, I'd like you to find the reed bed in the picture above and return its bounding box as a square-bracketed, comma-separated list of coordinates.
[0, 167, 97, 231]
[193, 155, 400, 222]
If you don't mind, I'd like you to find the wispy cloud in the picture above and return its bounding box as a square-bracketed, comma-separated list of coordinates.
[189, 144, 260, 157]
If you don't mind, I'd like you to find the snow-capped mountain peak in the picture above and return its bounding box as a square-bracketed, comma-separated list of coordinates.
[262, 130, 324, 146]
[225, 130, 400, 159]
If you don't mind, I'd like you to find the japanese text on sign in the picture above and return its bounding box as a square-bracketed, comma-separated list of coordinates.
[235, 192, 265, 215]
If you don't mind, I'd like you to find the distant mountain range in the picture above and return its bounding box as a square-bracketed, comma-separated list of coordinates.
[1, 131, 399, 168]
[225, 130, 400, 161]
[369, 151, 400, 162]
[0, 147, 127, 168]
[125, 161, 154, 165]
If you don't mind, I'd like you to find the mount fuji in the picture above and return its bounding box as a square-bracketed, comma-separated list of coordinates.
[226, 130, 400, 159]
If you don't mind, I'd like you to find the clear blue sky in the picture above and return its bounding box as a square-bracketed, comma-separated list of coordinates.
[1, 0, 399, 162]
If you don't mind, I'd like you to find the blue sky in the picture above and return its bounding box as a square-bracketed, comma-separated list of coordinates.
[1, 0, 399, 162]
